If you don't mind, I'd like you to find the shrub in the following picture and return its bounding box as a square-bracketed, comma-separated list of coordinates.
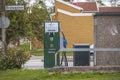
[0, 48, 30, 70]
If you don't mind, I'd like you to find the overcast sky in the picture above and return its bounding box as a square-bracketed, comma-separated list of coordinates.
[30, 0, 112, 7]
[73, 0, 111, 2]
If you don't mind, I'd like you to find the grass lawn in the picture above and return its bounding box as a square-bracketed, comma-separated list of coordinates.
[17, 43, 43, 56]
[17, 43, 73, 56]
[0, 69, 120, 80]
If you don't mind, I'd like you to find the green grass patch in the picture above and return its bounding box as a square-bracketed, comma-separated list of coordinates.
[0, 69, 120, 80]
[17, 43, 43, 56]
[60, 52, 73, 56]
[18, 43, 30, 51]
[66, 52, 73, 56]
[30, 50, 44, 56]
[17, 43, 74, 56]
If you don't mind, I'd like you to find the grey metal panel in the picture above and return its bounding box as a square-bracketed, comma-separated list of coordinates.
[73, 44, 90, 66]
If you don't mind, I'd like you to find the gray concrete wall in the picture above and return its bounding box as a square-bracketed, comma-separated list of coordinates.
[49, 66, 120, 72]
[94, 16, 120, 66]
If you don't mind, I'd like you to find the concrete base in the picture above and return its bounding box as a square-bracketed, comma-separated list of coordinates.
[49, 66, 120, 72]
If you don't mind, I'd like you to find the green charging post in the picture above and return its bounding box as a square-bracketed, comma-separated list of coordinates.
[44, 21, 60, 68]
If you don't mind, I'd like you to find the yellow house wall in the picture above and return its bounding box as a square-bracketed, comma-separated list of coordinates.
[52, 0, 94, 48]
[58, 13, 94, 48]
[55, 0, 81, 13]
[51, 14, 58, 20]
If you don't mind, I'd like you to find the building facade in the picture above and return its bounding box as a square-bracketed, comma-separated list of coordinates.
[51, 0, 94, 48]
[94, 12, 120, 66]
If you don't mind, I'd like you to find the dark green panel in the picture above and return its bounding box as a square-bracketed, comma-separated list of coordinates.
[44, 21, 60, 68]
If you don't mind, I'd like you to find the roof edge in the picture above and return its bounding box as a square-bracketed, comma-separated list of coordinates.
[57, 8, 93, 16]
[99, 6, 120, 8]
[96, 1, 99, 11]
[50, 13, 56, 16]
[56, 0, 83, 10]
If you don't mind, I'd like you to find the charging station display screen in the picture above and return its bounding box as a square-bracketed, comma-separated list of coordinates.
[45, 22, 59, 32]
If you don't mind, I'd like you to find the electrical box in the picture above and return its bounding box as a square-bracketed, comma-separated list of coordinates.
[44, 21, 60, 68]
[73, 44, 90, 66]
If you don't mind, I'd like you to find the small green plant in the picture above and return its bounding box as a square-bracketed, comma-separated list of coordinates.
[0, 48, 30, 70]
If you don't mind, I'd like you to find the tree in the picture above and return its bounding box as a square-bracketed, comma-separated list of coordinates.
[86, 0, 95, 2]
[1, 0, 50, 46]
[29, 0, 50, 41]
[96, 0, 105, 6]
[110, 0, 120, 6]
[5, 0, 29, 45]
[63, 0, 72, 2]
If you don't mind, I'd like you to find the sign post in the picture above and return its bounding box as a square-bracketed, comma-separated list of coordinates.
[44, 21, 60, 68]
[0, 0, 3, 12]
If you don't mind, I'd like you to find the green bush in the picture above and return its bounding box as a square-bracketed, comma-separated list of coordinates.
[0, 48, 30, 70]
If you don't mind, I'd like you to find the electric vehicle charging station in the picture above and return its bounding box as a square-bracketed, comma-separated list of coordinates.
[44, 21, 60, 68]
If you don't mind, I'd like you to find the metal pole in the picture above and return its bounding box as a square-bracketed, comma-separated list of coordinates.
[1, 0, 6, 53]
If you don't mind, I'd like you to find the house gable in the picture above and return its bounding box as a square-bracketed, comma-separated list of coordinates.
[57, 11, 94, 47]
[72, 2, 98, 12]
[57, 9, 93, 16]
[55, 0, 83, 13]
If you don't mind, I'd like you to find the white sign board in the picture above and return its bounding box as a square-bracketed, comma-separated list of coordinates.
[0, 16, 10, 28]
[5, 5, 24, 10]
[45, 22, 59, 32]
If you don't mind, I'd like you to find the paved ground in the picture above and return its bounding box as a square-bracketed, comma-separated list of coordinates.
[23, 55, 44, 69]
[23, 55, 73, 69]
